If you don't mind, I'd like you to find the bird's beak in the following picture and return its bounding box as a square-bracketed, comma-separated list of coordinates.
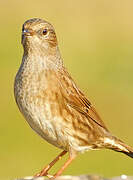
[22, 29, 34, 36]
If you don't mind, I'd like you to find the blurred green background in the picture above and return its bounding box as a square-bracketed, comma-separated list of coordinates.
[1, 0, 133, 179]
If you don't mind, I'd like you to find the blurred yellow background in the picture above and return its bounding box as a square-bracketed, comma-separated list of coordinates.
[1, 0, 133, 179]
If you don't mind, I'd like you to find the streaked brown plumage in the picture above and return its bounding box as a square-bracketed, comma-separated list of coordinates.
[14, 18, 133, 179]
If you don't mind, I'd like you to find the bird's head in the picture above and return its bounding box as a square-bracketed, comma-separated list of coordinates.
[22, 18, 58, 54]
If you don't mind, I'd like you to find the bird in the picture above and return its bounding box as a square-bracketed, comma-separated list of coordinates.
[14, 18, 133, 179]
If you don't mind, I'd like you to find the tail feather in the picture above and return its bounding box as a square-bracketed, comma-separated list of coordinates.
[123, 151, 133, 158]
[104, 136, 133, 158]
[118, 140, 133, 158]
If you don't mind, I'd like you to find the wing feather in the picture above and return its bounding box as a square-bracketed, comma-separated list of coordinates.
[57, 68, 108, 131]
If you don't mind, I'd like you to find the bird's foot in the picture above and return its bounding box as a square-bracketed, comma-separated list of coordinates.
[34, 172, 53, 178]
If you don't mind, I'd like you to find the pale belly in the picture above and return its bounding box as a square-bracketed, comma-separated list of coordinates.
[15, 94, 96, 153]
[17, 97, 69, 150]
[14, 76, 100, 154]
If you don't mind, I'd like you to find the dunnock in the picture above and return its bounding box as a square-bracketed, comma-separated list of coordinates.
[14, 18, 133, 179]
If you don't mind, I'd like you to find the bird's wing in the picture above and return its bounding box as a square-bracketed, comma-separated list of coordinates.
[57, 68, 108, 131]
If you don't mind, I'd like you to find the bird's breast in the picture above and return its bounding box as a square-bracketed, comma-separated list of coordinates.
[14, 61, 69, 150]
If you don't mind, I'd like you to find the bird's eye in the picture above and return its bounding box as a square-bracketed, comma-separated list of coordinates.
[42, 29, 48, 35]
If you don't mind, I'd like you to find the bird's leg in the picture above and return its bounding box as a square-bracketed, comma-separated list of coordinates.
[35, 150, 67, 177]
[50, 154, 77, 180]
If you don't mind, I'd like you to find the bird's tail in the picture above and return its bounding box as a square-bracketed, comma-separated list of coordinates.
[104, 136, 133, 158]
